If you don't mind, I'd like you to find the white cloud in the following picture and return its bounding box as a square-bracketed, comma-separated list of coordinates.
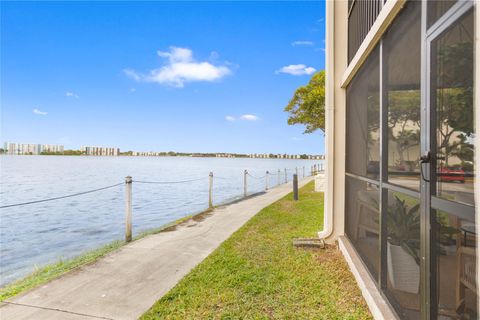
[276, 64, 316, 76]
[124, 46, 232, 88]
[66, 91, 79, 98]
[33, 108, 47, 116]
[240, 114, 259, 121]
[225, 115, 236, 121]
[291, 40, 314, 46]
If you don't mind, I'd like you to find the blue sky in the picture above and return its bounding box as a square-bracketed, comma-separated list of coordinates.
[1, 1, 325, 154]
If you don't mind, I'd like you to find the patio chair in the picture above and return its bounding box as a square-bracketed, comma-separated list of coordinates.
[354, 190, 380, 240]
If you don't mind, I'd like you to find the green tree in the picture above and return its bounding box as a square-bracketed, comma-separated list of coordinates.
[284, 71, 325, 134]
[436, 42, 474, 165]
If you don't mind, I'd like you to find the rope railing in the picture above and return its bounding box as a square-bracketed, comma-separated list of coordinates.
[133, 177, 205, 184]
[212, 176, 231, 180]
[246, 173, 266, 180]
[0, 182, 124, 209]
[1, 164, 322, 242]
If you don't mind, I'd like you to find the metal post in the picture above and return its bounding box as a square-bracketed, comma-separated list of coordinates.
[303, 166, 305, 178]
[293, 174, 298, 201]
[295, 167, 298, 176]
[320, 163, 324, 172]
[277, 169, 280, 186]
[314, 164, 317, 175]
[265, 171, 269, 191]
[125, 176, 132, 242]
[284, 168, 287, 183]
[208, 172, 213, 208]
[244, 169, 248, 197]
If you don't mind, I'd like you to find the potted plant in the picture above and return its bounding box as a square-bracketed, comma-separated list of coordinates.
[386, 196, 421, 294]
[386, 196, 459, 293]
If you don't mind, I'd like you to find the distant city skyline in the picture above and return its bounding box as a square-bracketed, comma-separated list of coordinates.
[1, 1, 326, 154]
[2, 141, 324, 158]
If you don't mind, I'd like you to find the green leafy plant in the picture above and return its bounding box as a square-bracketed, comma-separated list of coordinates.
[386, 196, 459, 265]
[386, 196, 421, 265]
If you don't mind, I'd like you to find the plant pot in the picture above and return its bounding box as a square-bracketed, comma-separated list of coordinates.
[439, 244, 457, 256]
[387, 243, 420, 294]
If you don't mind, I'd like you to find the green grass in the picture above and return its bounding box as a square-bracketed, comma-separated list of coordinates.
[0, 213, 198, 301]
[142, 181, 372, 319]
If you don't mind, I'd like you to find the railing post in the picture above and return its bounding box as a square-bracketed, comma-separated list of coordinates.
[293, 174, 299, 201]
[208, 172, 213, 209]
[265, 171, 269, 191]
[321, 163, 324, 172]
[303, 166, 305, 178]
[277, 169, 281, 186]
[125, 176, 132, 242]
[244, 169, 248, 197]
[284, 168, 287, 183]
[314, 164, 317, 175]
[295, 167, 298, 176]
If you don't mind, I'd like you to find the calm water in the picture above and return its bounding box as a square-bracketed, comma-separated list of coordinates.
[0, 155, 321, 286]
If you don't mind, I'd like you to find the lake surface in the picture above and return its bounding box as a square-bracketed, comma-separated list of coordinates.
[0, 155, 322, 286]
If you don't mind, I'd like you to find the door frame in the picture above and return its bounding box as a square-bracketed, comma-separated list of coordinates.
[421, 1, 475, 318]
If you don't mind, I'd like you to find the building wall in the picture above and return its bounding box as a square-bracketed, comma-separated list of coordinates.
[324, 0, 348, 242]
[326, 1, 479, 319]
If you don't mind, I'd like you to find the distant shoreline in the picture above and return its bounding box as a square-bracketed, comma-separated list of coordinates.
[0, 154, 325, 160]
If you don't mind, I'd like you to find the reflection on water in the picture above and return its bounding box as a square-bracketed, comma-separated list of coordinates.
[0, 155, 321, 286]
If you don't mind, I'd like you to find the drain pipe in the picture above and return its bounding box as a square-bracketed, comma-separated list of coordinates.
[318, 0, 335, 241]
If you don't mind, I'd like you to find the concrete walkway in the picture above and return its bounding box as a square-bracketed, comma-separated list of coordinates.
[1, 177, 313, 320]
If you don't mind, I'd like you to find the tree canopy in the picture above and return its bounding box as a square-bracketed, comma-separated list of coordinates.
[284, 70, 325, 134]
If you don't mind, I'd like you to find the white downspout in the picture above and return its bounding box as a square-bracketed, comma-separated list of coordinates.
[318, 0, 335, 240]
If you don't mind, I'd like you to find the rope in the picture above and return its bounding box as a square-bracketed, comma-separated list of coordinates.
[247, 173, 266, 180]
[213, 176, 230, 180]
[0, 183, 124, 209]
[133, 177, 205, 184]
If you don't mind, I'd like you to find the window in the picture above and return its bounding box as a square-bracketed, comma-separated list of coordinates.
[345, 176, 380, 280]
[346, 47, 380, 180]
[384, 0, 422, 190]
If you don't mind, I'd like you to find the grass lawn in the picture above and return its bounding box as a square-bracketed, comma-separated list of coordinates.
[142, 181, 372, 319]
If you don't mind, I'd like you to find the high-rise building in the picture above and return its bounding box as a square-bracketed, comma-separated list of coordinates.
[3, 142, 64, 155]
[81, 146, 119, 156]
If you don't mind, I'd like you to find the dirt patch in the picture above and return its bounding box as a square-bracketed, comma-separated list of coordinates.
[192, 208, 213, 222]
[159, 208, 214, 234]
[278, 200, 297, 214]
[314, 245, 341, 263]
[161, 225, 178, 232]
